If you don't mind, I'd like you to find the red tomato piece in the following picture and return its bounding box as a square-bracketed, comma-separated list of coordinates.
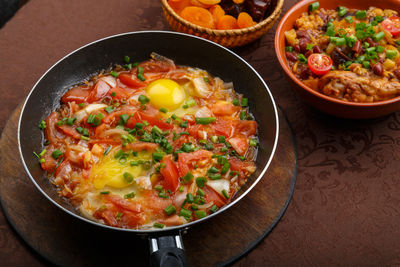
[119, 73, 146, 88]
[125, 142, 159, 152]
[61, 86, 90, 103]
[213, 118, 235, 138]
[87, 80, 111, 102]
[307, 53, 333, 76]
[381, 17, 400, 37]
[228, 135, 248, 156]
[40, 145, 58, 172]
[103, 109, 137, 125]
[105, 194, 142, 213]
[234, 120, 257, 137]
[211, 101, 238, 116]
[45, 112, 64, 144]
[177, 150, 213, 176]
[203, 185, 228, 207]
[139, 60, 175, 73]
[56, 124, 81, 139]
[108, 87, 131, 100]
[160, 156, 180, 192]
[126, 111, 173, 130]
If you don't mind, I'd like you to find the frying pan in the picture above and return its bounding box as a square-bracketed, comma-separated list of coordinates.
[18, 31, 279, 266]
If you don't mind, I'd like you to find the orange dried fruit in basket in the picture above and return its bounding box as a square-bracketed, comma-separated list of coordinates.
[237, 12, 257, 28]
[190, 0, 212, 8]
[210, 5, 225, 23]
[216, 15, 238, 30]
[180, 6, 216, 29]
[168, 0, 191, 13]
[198, 0, 221, 4]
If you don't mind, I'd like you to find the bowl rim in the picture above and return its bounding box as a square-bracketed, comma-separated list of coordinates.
[161, 0, 284, 35]
[274, 0, 400, 107]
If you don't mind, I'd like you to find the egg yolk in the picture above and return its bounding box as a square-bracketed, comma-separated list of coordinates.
[146, 79, 185, 110]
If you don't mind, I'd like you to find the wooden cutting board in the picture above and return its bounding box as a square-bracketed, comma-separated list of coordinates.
[0, 104, 296, 267]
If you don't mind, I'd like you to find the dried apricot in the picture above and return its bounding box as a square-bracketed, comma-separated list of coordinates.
[210, 5, 225, 23]
[168, 0, 191, 13]
[237, 12, 257, 28]
[198, 0, 221, 4]
[216, 15, 238, 30]
[180, 6, 215, 29]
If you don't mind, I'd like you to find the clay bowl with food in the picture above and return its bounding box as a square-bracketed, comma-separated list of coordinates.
[162, 0, 284, 48]
[275, 0, 400, 119]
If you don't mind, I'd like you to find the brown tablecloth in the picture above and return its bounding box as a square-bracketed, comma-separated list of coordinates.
[1, 0, 400, 266]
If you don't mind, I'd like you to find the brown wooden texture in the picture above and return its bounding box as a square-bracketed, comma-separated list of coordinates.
[0, 105, 296, 267]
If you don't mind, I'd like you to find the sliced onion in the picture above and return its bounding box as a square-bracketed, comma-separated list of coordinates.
[99, 128, 128, 138]
[196, 201, 214, 210]
[67, 144, 88, 152]
[195, 107, 212, 118]
[99, 76, 117, 88]
[192, 77, 212, 98]
[207, 179, 230, 197]
[74, 103, 107, 123]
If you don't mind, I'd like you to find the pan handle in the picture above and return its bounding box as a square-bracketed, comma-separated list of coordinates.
[149, 232, 188, 267]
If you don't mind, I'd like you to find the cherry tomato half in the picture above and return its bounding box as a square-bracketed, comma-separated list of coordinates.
[307, 53, 333, 76]
[381, 17, 400, 37]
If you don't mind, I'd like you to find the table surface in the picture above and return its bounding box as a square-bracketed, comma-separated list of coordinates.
[1, 0, 400, 266]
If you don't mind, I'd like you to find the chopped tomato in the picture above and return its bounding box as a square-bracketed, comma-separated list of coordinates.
[108, 87, 131, 100]
[103, 109, 136, 125]
[211, 101, 238, 116]
[61, 86, 90, 103]
[55, 160, 72, 178]
[119, 73, 146, 88]
[40, 145, 58, 172]
[381, 17, 400, 37]
[45, 112, 63, 144]
[126, 111, 173, 130]
[160, 156, 180, 192]
[228, 135, 248, 156]
[213, 118, 235, 138]
[56, 124, 81, 139]
[229, 158, 254, 179]
[106, 194, 142, 213]
[125, 142, 159, 152]
[203, 185, 227, 207]
[307, 53, 333, 76]
[177, 149, 213, 176]
[89, 138, 121, 145]
[161, 214, 184, 226]
[139, 59, 175, 73]
[87, 80, 111, 102]
[235, 120, 257, 137]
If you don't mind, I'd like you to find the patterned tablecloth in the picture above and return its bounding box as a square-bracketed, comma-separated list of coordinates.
[0, 0, 399, 265]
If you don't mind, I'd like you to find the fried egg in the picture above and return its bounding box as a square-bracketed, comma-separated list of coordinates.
[146, 79, 186, 110]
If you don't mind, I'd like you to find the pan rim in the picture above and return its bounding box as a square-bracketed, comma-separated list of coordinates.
[17, 30, 279, 233]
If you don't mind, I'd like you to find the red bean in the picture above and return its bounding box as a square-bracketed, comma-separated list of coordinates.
[366, 37, 377, 47]
[294, 44, 301, 52]
[305, 50, 313, 58]
[299, 38, 309, 53]
[285, 52, 298, 62]
[352, 40, 362, 54]
[300, 68, 312, 79]
[373, 62, 383, 76]
[313, 45, 322, 53]
[394, 69, 400, 79]
[296, 30, 310, 40]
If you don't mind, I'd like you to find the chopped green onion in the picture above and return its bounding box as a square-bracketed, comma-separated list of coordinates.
[355, 10, 366, 19]
[51, 149, 63, 159]
[100, 191, 110, 194]
[123, 172, 134, 183]
[218, 136, 225, 143]
[220, 147, 228, 152]
[119, 114, 130, 125]
[138, 94, 150, 105]
[124, 55, 130, 63]
[104, 145, 112, 155]
[240, 111, 247, 120]
[152, 152, 164, 162]
[186, 99, 196, 107]
[203, 77, 209, 83]
[81, 136, 90, 141]
[115, 212, 123, 220]
[345, 35, 357, 47]
[183, 172, 194, 183]
[196, 177, 207, 188]
[195, 117, 216, 125]
[110, 71, 119, 78]
[130, 161, 139, 166]
[39, 149, 46, 157]
[40, 158, 45, 163]
[159, 107, 168, 113]
[374, 16, 383, 23]
[208, 173, 221, 180]
[386, 49, 398, 59]
[210, 136, 218, 143]
[345, 16, 353, 23]
[249, 138, 258, 147]
[158, 190, 169, 199]
[153, 222, 164, 229]
[232, 99, 239, 106]
[124, 192, 135, 199]
[66, 117, 76, 126]
[178, 186, 184, 192]
[190, 204, 199, 210]
[373, 31, 385, 41]
[222, 189, 229, 199]
[285, 46, 294, 52]
[306, 43, 314, 50]
[179, 208, 192, 218]
[197, 188, 205, 196]
[152, 125, 163, 135]
[180, 120, 188, 128]
[137, 66, 146, 81]
[241, 98, 248, 107]
[78, 103, 85, 108]
[208, 166, 219, 174]
[195, 210, 207, 219]
[335, 37, 346, 46]
[210, 205, 218, 213]
[39, 120, 46, 130]
[164, 204, 176, 215]
[308, 2, 319, 12]
[186, 193, 194, 203]
[376, 46, 385, 53]
[105, 106, 115, 113]
[337, 6, 347, 17]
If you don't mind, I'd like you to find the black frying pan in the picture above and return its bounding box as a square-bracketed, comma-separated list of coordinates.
[18, 31, 279, 266]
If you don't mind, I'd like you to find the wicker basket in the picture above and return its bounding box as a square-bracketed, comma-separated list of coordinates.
[161, 0, 284, 48]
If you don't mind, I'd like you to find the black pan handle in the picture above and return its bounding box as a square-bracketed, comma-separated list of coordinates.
[149, 233, 188, 267]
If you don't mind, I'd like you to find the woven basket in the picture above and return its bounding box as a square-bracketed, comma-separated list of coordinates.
[161, 0, 284, 48]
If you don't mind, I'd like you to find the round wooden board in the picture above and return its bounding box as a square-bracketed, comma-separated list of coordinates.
[0, 104, 296, 267]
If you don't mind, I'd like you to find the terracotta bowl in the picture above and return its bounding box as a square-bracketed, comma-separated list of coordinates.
[161, 0, 284, 48]
[275, 0, 400, 119]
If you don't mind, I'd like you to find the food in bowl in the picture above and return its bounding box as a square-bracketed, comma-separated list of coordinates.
[284, 2, 400, 103]
[34, 53, 258, 229]
[168, 0, 273, 30]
